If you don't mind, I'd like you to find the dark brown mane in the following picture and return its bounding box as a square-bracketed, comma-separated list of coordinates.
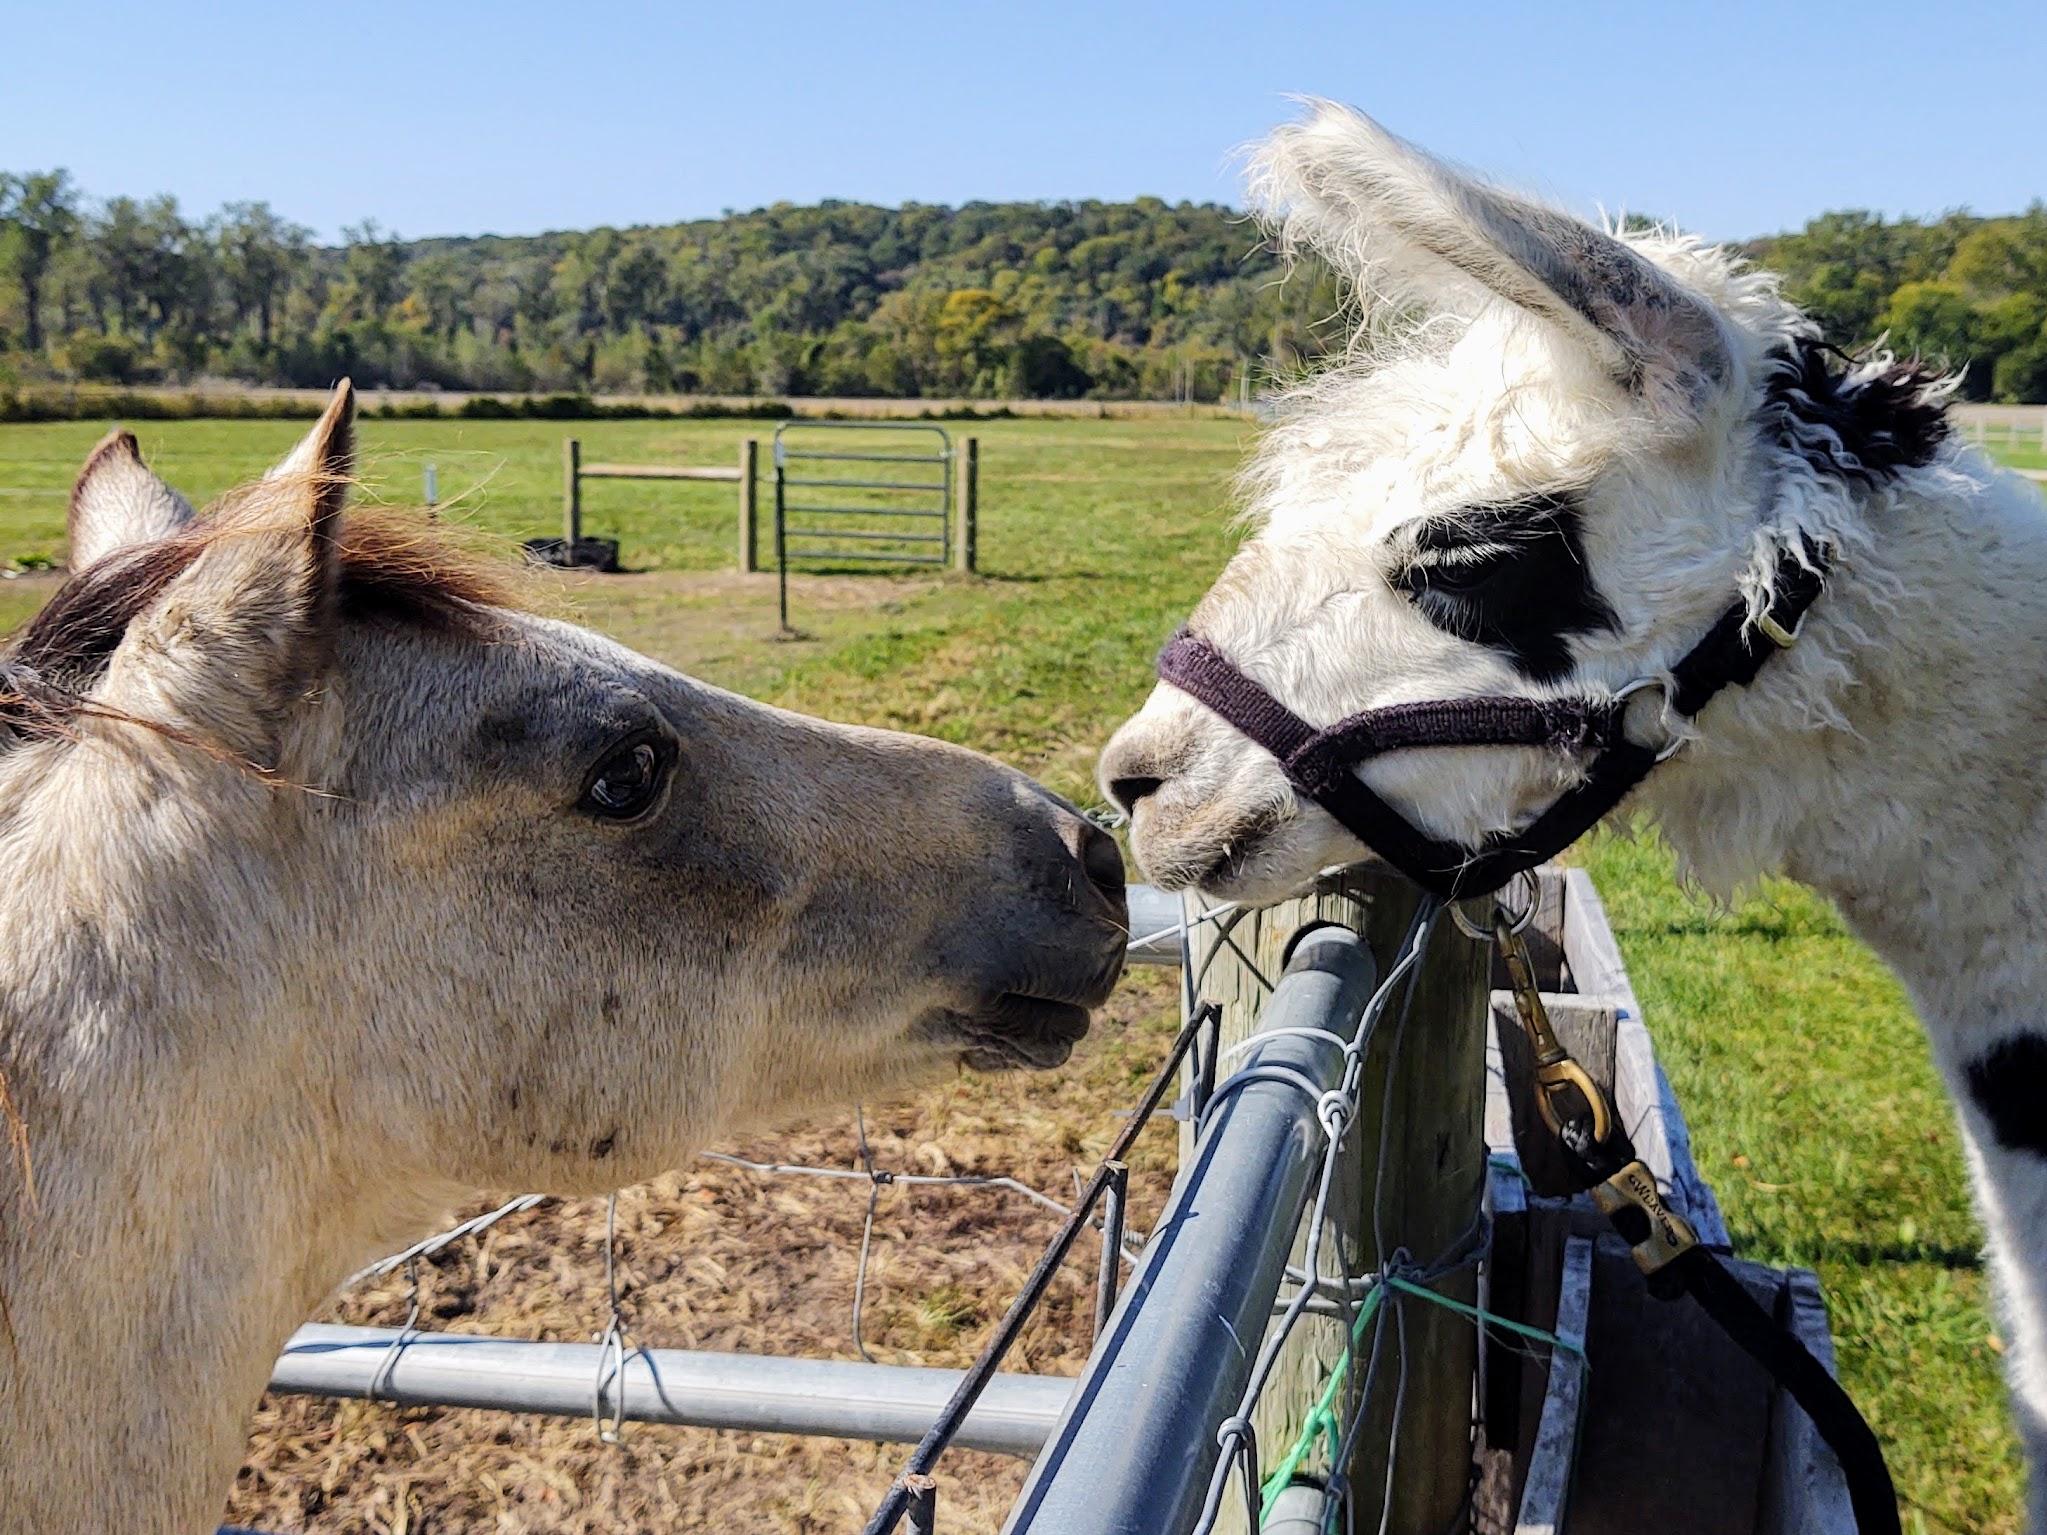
[0, 508, 527, 748]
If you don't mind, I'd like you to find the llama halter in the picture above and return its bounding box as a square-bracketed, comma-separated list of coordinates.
[1156, 539, 1831, 900]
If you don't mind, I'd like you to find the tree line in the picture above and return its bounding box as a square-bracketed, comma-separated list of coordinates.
[3, 168, 2044, 402]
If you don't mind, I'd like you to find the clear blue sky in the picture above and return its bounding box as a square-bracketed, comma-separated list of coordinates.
[5, 0, 2040, 244]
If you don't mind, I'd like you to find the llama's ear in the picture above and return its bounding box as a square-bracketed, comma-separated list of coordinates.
[1250, 101, 1730, 415]
[67, 430, 196, 570]
[94, 382, 355, 757]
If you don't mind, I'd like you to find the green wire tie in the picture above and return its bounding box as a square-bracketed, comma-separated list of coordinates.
[1254, 1271, 1587, 1525]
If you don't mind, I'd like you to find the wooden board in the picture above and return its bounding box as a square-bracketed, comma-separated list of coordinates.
[1568, 1237, 1781, 1535]
[1477, 866, 1853, 1533]
[580, 462, 743, 481]
[1755, 1269, 1858, 1535]
[1513, 1235, 1595, 1533]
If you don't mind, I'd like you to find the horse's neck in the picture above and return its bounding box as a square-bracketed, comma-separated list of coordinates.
[1650, 451, 2047, 1047]
[0, 805, 423, 1533]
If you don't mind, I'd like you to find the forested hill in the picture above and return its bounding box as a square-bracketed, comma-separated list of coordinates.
[3, 168, 2045, 402]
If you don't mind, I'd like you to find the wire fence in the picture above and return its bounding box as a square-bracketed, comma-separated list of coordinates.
[299, 913, 1236, 1456]
[283, 882, 1546, 1535]
[323, 1134, 1152, 1444]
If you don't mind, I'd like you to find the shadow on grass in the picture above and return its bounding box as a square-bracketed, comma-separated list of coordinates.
[970, 569, 1112, 585]
[1631, 909, 1840, 942]
[1725, 1230, 1984, 1272]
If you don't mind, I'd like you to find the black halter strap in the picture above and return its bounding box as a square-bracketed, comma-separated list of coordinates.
[1157, 541, 1831, 900]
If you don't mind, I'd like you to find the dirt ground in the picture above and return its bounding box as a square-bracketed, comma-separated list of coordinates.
[225, 970, 1183, 1535]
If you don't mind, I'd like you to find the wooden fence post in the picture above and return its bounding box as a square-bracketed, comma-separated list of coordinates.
[1344, 889, 1490, 1534]
[738, 438, 760, 572]
[954, 436, 978, 573]
[1184, 869, 1489, 1535]
[562, 438, 582, 547]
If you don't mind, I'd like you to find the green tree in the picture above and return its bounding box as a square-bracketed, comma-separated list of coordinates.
[934, 288, 1020, 393]
[331, 219, 404, 325]
[217, 202, 309, 348]
[0, 170, 81, 351]
[1881, 281, 1980, 367]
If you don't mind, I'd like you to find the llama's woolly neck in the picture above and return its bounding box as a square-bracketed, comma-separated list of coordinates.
[1643, 441, 2047, 984]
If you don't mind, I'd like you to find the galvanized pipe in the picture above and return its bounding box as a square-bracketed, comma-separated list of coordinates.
[1002, 925, 1380, 1534]
[1264, 1481, 1337, 1533]
[271, 1325, 1073, 1458]
[1123, 883, 1185, 966]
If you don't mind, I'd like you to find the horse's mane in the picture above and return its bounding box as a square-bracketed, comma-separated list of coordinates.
[0, 506, 526, 749]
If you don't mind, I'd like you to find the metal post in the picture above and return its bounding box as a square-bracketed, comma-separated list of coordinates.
[1146, 870, 1486, 1535]
[739, 438, 760, 572]
[1093, 1162, 1128, 1342]
[423, 462, 438, 511]
[774, 438, 790, 633]
[1122, 884, 1186, 966]
[955, 436, 978, 573]
[563, 438, 582, 548]
[1004, 926, 1381, 1534]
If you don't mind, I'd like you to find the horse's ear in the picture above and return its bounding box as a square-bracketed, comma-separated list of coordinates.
[68, 430, 196, 570]
[1250, 101, 1731, 417]
[94, 381, 355, 757]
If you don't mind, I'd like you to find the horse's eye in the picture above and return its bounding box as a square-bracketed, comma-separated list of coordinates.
[579, 739, 666, 820]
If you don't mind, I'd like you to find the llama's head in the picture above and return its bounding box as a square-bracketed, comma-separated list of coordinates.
[1100, 102, 1949, 903]
[14, 386, 1125, 1202]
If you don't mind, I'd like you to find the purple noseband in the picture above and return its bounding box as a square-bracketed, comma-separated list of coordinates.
[1154, 541, 1829, 900]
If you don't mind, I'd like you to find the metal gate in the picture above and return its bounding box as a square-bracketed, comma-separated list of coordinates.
[772, 421, 954, 630]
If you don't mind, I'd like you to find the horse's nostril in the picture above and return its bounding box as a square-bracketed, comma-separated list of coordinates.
[1080, 822, 1126, 894]
[1108, 776, 1164, 816]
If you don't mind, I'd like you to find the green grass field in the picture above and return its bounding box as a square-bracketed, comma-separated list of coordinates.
[0, 414, 2030, 1532]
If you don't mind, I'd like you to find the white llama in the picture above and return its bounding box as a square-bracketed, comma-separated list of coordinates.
[1101, 102, 2043, 1528]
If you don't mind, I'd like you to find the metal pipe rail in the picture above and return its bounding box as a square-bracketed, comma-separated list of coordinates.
[271, 1324, 1072, 1458]
[1124, 883, 1187, 966]
[1003, 925, 1380, 1533]
[265, 887, 1191, 1472]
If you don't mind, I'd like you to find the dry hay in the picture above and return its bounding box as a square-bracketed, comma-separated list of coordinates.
[227, 970, 1182, 1534]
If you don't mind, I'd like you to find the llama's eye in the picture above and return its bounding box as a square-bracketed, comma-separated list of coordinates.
[1398, 544, 1511, 600]
[1414, 552, 1504, 595]
[579, 738, 667, 820]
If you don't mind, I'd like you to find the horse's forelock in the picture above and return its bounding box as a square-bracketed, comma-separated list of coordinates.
[0, 510, 527, 748]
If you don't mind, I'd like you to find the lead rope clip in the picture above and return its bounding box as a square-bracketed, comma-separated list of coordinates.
[1489, 904, 1699, 1280]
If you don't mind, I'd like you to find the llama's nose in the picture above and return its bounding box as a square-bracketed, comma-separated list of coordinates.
[1099, 725, 1178, 818]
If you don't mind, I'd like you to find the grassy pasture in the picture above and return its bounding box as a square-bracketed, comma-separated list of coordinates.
[0, 415, 2032, 1531]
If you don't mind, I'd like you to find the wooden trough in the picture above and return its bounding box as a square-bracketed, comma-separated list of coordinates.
[1474, 867, 1854, 1535]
